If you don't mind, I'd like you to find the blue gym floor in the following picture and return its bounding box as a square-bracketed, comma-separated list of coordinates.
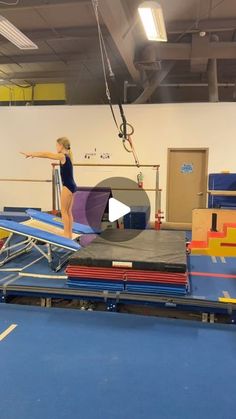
[0, 304, 235, 419]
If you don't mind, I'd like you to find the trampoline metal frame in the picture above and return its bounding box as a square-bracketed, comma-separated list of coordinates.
[0, 232, 74, 272]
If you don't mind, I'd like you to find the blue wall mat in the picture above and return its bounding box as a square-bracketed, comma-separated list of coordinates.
[208, 173, 236, 208]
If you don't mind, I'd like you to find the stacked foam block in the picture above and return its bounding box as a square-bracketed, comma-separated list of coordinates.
[66, 265, 188, 296]
[66, 230, 188, 297]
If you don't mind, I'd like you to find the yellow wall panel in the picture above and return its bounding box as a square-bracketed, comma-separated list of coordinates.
[34, 83, 66, 101]
[0, 86, 32, 101]
[0, 83, 65, 102]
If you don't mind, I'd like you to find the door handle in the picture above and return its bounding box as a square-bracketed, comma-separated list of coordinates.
[197, 192, 203, 196]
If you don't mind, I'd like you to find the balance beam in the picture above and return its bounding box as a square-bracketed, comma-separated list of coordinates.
[0, 220, 81, 272]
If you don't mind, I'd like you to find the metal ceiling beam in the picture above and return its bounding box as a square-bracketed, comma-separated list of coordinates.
[98, 0, 141, 83]
[0, 26, 105, 47]
[0, 53, 86, 64]
[0, 52, 110, 65]
[160, 83, 235, 87]
[0, 70, 82, 81]
[191, 33, 209, 73]
[167, 18, 236, 34]
[0, 0, 89, 10]
[136, 42, 236, 63]
[133, 62, 174, 104]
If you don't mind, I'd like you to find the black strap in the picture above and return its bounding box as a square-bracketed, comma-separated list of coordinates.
[108, 100, 120, 132]
[109, 75, 128, 139]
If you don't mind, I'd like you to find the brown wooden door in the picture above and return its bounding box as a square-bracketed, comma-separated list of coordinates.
[167, 149, 208, 223]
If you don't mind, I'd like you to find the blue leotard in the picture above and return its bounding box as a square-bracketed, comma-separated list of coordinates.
[60, 155, 77, 193]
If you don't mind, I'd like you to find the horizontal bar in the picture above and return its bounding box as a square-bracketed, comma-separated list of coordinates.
[0, 179, 52, 183]
[108, 188, 159, 192]
[52, 163, 159, 168]
[208, 190, 236, 196]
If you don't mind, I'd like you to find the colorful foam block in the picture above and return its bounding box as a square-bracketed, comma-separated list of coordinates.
[190, 223, 236, 256]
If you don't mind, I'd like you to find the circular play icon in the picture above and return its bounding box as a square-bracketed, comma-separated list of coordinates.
[85, 176, 151, 242]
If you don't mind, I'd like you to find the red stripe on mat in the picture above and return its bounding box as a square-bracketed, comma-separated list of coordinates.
[190, 271, 236, 279]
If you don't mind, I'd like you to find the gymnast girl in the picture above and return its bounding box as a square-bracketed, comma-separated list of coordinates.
[21, 137, 76, 239]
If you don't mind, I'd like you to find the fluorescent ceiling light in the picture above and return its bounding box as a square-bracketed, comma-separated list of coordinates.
[0, 15, 38, 50]
[138, 1, 167, 42]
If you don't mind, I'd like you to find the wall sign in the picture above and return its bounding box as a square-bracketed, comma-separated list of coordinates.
[84, 148, 97, 160]
[100, 153, 111, 159]
[181, 163, 193, 174]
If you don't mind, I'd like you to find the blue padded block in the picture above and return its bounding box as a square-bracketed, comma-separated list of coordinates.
[0, 211, 29, 223]
[27, 209, 100, 234]
[4, 206, 41, 212]
[0, 220, 81, 251]
[125, 284, 187, 296]
[67, 280, 124, 292]
[208, 173, 236, 208]
[124, 206, 149, 230]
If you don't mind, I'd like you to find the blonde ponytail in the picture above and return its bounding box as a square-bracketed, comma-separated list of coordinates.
[68, 148, 73, 161]
[57, 137, 73, 161]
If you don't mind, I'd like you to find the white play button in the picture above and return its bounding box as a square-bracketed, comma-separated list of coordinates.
[108, 198, 131, 222]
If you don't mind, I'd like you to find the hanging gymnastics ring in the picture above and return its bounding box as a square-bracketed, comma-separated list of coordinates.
[123, 136, 135, 153]
[119, 122, 134, 137]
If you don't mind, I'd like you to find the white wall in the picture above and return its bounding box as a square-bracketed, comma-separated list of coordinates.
[0, 103, 235, 218]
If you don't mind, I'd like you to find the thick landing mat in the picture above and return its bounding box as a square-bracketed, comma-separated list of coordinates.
[69, 229, 186, 272]
[0, 305, 236, 419]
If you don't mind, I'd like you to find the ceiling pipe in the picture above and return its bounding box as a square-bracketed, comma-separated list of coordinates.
[207, 34, 219, 102]
[124, 81, 234, 103]
[124, 80, 137, 103]
[160, 83, 235, 87]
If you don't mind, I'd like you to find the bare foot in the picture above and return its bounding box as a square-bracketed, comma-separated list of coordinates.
[64, 233, 73, 239]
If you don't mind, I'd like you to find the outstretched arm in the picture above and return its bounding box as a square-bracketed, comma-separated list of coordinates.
[20, 151, 64, 161]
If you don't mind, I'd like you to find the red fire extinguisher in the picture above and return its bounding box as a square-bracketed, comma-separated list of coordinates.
[137, 172, 144, 189]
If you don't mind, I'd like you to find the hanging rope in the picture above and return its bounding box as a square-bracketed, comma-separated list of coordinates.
[91, 0, 140, 167]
